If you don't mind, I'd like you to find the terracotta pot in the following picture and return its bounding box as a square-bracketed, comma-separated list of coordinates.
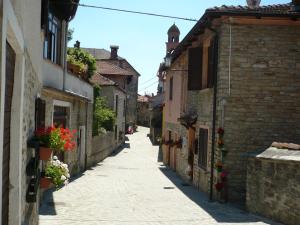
[40, 177, 52, 189]
[39, 147, 52, 160]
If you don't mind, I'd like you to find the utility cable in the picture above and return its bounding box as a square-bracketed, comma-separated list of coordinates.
[139, 76, 158, 86]
[68, 1, 198, 22]
[138, 80, 158, 92]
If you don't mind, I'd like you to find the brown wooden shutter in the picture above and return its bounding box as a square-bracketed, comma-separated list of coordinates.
[35, 98, 46, 129]
[207, 37, 218, 88]
[198, 128, 208, 168]
[188, 47, 203, 90]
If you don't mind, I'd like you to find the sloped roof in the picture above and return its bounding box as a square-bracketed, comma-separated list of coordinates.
[90, 73, 116, 86]
[171, 3, 300, 62]
[96, 60, 134, 76]
[90, 73, 126, 93]
[82, 48, 124, 60]
[206, 3, 295, 16]
[138, 95, 150, 103]
[168, 24, 180, 34]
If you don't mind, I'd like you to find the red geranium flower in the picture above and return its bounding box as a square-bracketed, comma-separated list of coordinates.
[215, 182, 224, 192]
[217, 127, 224, 135]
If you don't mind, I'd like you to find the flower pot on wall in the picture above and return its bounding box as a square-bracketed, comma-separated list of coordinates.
[39, 147, 53, 160]
[40, 177, 52, 189]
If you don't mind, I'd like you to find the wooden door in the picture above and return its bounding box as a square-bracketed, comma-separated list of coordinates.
[2, 42, 15, 225]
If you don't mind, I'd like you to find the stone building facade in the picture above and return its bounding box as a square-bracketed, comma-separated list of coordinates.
[137, 95, 150, 127]
[163, 3, 300, 205]
[0, 1, 92, 224]
[84, 46, 139, 128]
[0, 1, 43, 224]
[89, 74, 126, 166]
[247, 145, 300, 225]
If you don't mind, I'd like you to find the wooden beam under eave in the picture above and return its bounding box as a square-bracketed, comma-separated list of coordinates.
[222, 16, 300, 26]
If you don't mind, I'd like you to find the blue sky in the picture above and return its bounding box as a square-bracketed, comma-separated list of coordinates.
[69, 0, 290, 94]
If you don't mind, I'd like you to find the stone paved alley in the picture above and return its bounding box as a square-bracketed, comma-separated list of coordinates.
[39, 127, 280, 225]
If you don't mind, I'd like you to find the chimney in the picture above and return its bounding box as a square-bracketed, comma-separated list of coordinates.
[74, 40, 80, 48]
[246, 0, 261, 8]
[110, 45, 119, 59]
[292, 0, 300, 11]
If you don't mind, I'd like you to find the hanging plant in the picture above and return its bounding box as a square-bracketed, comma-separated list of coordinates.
[217, 127, 224, 135]
[215, 182, 224, 192]
[215, 161, 223, 172]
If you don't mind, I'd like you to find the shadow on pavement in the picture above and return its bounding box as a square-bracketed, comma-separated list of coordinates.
[157, 145, 163, 162]
[110, 142, 130, 157]
[158, 166, 281, 224]
[39, 172, 86, 216]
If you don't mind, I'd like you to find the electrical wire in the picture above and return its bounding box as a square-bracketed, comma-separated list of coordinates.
[69, 1, 198, 22]
[138, 80, 158, 92]
[139, 76, 158, 86]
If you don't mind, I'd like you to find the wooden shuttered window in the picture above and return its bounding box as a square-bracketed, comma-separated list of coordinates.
[207, 37, 218, 88]
[169, 77, 173, 100]
[198, 128, 208, 168]
[188, 47, 203, 90]
[35, 98, 46, 129]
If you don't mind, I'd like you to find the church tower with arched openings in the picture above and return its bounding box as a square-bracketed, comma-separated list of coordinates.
[166, 23, 180, 54]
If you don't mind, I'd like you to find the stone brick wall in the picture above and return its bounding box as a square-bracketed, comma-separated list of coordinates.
[98, 86, 126, 143]
[22, 51, 42, 225]
[88, 132, 117, 167]
[114, 88, 126, 143]
[247, 147, 300, 225]
[188, 89, 214, 194]
[137, 101, 150, 127]
[217, 24, 300, 202]
[163, 122, 190, 182]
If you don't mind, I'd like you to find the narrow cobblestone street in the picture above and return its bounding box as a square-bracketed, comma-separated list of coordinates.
[39, 127, 279, 225]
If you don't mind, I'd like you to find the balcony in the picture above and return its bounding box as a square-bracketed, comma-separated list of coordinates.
[42, 60, 93, 101]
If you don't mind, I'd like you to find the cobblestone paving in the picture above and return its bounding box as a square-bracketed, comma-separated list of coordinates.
[39, 126, 280, 225]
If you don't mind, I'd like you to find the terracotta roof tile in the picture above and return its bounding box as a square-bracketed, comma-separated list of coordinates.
[96, 60, 133, 76]
[90, 73, 116, 86]
[82, 48, 124, 60]
[206, 3, 297, 15]
[138, 95, 150, 103]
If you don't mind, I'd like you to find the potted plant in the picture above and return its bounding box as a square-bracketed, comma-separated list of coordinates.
[40, 156, 70, 189]
[215, 161, 223, 172]
[220, 170, 228, 182]
[34, 126, 76, 160]
[215, 182, 224, 192]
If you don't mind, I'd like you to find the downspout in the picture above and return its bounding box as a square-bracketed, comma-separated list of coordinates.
[207, 26, 219, 201]
[63, 21, 68, 91]
[228, 21, 232, 96]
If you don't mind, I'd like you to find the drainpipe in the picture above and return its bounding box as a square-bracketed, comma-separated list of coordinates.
[207, 25, 219, 201]
[63, 21, 68, 91]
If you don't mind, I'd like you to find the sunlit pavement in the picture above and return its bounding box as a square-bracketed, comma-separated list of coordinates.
[39, 126, 280, 225]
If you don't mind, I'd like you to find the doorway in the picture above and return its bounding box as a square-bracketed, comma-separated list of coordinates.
[2, 42, 16, 225]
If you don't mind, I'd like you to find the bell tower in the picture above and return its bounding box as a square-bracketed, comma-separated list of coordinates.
[166, 23, 180, 53]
